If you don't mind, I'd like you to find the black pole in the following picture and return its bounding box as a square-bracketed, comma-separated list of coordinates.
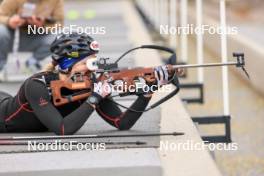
[0, 132, 184, 141]
[0, 140, 147, 146]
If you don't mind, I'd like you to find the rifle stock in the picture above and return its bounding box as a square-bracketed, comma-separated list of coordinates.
[50, 76, 92, 106]
[50, 65, 176, 106]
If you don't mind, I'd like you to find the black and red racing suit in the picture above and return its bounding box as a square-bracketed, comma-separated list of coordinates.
[0, 71, 151, 135]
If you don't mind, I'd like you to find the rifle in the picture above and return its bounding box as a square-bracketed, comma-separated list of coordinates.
[50, 45, 248, 112]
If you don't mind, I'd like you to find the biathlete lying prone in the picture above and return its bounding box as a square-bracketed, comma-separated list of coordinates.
[0, 33, 171, 135]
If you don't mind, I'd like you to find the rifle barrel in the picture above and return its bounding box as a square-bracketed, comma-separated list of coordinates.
[172, 61, 238, 69]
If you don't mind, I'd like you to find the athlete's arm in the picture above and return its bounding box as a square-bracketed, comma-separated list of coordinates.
[25, 79, 94, 135]
[96, 95, 151, 130]
[96, 65, 171, 130]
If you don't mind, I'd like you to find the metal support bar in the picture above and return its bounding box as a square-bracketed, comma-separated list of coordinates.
[180, 83, 204, 104]
[154, 0, 160, 29]
[192, 115, 232, 143]
[169, 0, 177, 49]
[180, 0, 188, 63]
[220, 0, 230, 116]
[0, 132, 184, 141]
[196, 0, 204, 83]
[163, 0, 169, 26]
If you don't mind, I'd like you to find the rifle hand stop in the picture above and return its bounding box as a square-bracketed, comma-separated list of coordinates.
[233, 52, 250, 79]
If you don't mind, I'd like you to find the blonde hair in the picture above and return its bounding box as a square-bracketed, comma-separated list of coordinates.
[42, 61, 57, 72]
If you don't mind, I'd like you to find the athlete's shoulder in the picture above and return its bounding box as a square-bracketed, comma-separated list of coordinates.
[24, 72, 57, 99]
[28, 71, 59, 85]
[30, 71, 58, 79]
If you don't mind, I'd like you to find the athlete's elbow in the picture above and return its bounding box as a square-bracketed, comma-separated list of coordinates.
[54, 127, 75, 136]
[54, 130, 63, 135]
[54, 130, 75, 135]
[117, 123, 134, 130]
[118, 126, 131, 131]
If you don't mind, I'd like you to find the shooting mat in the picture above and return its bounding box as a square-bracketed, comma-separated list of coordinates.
[0, 98, 161, 154]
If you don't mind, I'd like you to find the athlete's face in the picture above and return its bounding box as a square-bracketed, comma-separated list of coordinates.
[70, 54, 96, 75]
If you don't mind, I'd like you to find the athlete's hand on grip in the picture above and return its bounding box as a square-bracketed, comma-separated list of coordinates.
[154, 66, 170, 86]
[93, 81, 112, 98]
